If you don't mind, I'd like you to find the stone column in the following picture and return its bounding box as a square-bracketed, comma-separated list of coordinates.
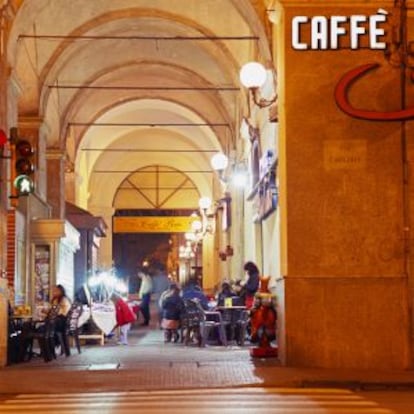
[0, 278, 8, 367]
[46, 149, 65, 219]
[275, 0, 410, 369]
[201, 232, 218, 293]
[88, 205, 113, 269]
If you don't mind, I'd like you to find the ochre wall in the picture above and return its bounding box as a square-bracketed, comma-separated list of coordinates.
[277, 0, 412, 369]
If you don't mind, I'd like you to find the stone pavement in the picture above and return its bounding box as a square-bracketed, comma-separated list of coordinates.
[1, 326, 414, 394]
[2, 388, 411, 414]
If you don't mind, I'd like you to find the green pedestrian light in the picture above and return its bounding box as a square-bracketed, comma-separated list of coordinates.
[13, 174, 34, 195]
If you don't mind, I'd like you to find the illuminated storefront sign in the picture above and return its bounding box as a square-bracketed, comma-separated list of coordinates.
[290, 8, 414, 121]
[292, 10, 387, 50]
[113, 216, 196, 233]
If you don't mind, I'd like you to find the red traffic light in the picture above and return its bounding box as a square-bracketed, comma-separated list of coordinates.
[16, 140, 34, 156]
[0, 129, 7, 147]
[15, 140, 34, 175]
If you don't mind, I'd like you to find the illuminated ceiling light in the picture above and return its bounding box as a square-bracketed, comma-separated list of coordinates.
[191, 219, 202, 232]
[239, 61, 267, 89]
[232, 168, 248, 188]
[185, 232, 196, 241]
[210, 152, 229, 172]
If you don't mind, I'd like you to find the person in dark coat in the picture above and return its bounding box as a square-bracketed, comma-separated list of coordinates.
[243, 261, 260, 309]
[182, 279, 209, 310]
[217, 281, 235, 306]
[161, 284, 184, 343]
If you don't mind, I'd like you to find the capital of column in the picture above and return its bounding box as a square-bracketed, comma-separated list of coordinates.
[18, 117, 50, 144]
[46, 148, 65, 161]
[88, 205, 115, 218]
[18, 116, 43, 130]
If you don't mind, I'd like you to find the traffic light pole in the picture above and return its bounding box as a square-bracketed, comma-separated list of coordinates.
[9, 127, 18, 208]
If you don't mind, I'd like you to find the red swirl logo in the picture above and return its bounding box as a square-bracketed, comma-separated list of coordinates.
[334, 63, 414, 121]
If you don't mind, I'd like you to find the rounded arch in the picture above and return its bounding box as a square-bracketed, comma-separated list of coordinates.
[112, 165, 201, 210]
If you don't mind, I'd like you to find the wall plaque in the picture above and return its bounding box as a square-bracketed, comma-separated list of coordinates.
[324, 140, 367, 171]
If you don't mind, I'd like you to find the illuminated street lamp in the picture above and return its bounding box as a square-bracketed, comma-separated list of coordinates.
[198, 196, 212, 211]
[240, 61, 267, 88]
[191, 219, 202, 232]
[240, 61, 277, 109]
[211, 152, 229, 171]
[232, 163, 248, 188]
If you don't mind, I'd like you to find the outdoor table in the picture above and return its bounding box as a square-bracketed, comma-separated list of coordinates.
[216, 306, 248, 343]
[77, 303, 116, 345]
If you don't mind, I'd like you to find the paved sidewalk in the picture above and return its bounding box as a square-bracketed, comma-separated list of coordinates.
[1, 327, 414, 394]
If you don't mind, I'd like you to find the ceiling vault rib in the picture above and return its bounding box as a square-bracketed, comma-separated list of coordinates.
[50, 85, 238, 91]
[94, 170, 213, 174]
[126, 178, 157, 209]
[19, 34, 259, 41]
[118, 187, 196, 191]
[156, 165, 159, 208]
[72, 122, 230, 127]
[82, 149, 218, 153]
[159, 178, 190, 209]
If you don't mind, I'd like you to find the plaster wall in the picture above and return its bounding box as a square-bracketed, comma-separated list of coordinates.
[276, 0, 412, 369]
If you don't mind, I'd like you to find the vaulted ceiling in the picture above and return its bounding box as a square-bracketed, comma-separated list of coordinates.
[6, 0, 272, 209]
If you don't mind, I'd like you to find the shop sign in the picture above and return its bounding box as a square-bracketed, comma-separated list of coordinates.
[291, 9, 414, 121]
[113, 216, 196, 233]
[292, 10, 387, 50]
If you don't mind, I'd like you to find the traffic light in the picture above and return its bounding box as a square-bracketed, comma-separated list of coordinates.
[9, 127, 35, 205]
[15, 140, 35, 175]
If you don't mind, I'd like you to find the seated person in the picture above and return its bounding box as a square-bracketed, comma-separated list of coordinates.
[182, 279, 209, 310]
[49, 284, 72, 332]
[217, 281, 236, 306]
[161, 283, 184, 343]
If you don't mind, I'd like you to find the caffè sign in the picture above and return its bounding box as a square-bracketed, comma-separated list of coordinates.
[292, 10, 387, 50]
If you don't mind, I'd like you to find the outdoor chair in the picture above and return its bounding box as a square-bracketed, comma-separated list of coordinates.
[220, 308, 250, 345]
[25, 318, 57, 362]
[57, 301, 83, 356]
[200, 307, 228, 347]
[234, 309, 250, 346]
[181, 299, 202, 346]
[23, 304, 60, 362]
[182, 299, 228, 347]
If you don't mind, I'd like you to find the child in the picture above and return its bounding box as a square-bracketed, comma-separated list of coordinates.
[161, 284, 184, 343]
[111, 294, 136, 345]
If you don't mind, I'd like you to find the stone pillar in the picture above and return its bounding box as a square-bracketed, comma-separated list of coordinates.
[46, 149, 65, 219]
[88, 205, 114, 269]
[275, 0, 411, 369]
[0, 278, 8, 367]
[202, 232, 218, 293]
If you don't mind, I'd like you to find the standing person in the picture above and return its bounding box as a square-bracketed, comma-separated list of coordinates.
[161, 283, 184, 343]
[151, 265, 171, 327]
[243, 262, 260, 309]
[138, 269, 153, 326]
[111, 294, 136, 345]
